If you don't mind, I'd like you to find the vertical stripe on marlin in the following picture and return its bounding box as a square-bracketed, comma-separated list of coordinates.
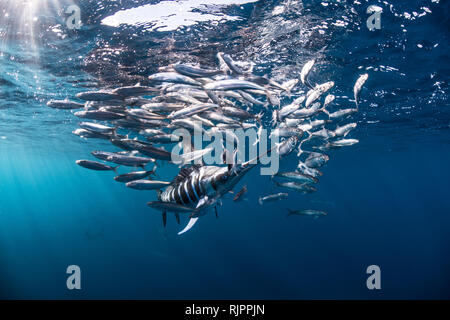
[210, 175, 218, 191]
[178, 183, 190, 204]
[186, 177, 198, 202]
[173, 186, 183, 204]
[183, 180, 195, 203]
[191, 174, 201, 201]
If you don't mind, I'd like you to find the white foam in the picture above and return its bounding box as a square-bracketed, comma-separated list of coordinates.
[101, 0, 259, 32]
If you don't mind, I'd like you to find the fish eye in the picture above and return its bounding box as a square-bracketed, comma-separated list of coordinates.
[221, 174, 228, 181]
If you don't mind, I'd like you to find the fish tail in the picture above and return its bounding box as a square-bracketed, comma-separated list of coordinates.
[113, 165, 119, 174]
[306, 79, 315, 90]
[255, 112, 264, 124]
[258, 197, 263, 205]
[286, 209, 295, 216]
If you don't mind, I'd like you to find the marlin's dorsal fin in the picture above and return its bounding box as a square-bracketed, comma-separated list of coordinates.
[171, 164, 201, 185]
[178, 217, 198, 235]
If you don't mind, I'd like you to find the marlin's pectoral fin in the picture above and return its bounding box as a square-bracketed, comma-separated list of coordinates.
[178, 217, 198, 235]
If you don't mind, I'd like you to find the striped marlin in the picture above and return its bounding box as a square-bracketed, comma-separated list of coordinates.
[157, 150, 271, 235]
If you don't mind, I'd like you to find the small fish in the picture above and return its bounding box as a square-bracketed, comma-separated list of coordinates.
[141, 103, 185, 112]
[274, 171, 318, 184]
[323, 94, 335, 109]
[305, 81, 334, 107]
[139, 129, 166, 137]
[167, 103, 218, 119]
[112, 85, 157, 97]
[204, 79, 266, 92]
[148, 72, 202, 86]
[76, 160, 117, 172]
[147, 134, 182, 144]
[126, 180, 170, 190]
[91, 150, 119, 161]
[106, 154, 155, 168]
[327, 108, 358, 119]
[353, 73, 369, 107]
[46, 99, 84, 110]
[309, 128, 336, 140]
[173, 64, 223, 78]
[258, 192, 289, 205]
[287, 209, 327, 218]
[300, 59, 315, 87]
[79, 122, 116, 135]
[289, 102, 324, 118]
[270, 127, 303, 139]
[297, 161, 323, 178]
[114, 170, 155, 183]
[233, 185, 248, 202]
[276, 136, 300, 158]
[72, 128, 111, 139]
[173, 147, 213, 165]
[76, 90, 122, 101]
[219, 53, 245, 75]
[330, 138, 359, 147]
[276, 96, 305, 121]
[334, 123, 357, 137]
[126, 109, 165, 120]
[304, 153, 330, 168]
[74, 110, 125, 121]
[275, 181, 317, 194]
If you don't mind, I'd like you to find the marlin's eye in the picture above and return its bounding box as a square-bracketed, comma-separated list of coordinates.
[221, 175, 228, 181]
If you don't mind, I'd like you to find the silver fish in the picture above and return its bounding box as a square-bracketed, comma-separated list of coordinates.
[76, 91, 122, 101]
[275, 181, 317, 194]
[126, 180, 170, 190]
[173, 64, 223, 78]
[353, 73, 368, 107]
[287, 209, 327, 218]
[305, 153, 330, 168]
[300, 59, 315, 87]
[76, 160, 117, 172]
[112, 85, 157, 97]
[327, 108, 358, 119]
[258, 193, 289, 205]
[167, 103, 218, 119]
[148, 72, 202, 86]
[334, 123, 357, 137]
[204, 79, 266, 91]
[47, 99, 84, 110]
[114, 170, 155, 183]
[274, 171, 318, 184]
[79, 122, 116, 134]
[106, 154, 155, 168]
[330, 138, 359, 147]
[74, 110, 125, 120]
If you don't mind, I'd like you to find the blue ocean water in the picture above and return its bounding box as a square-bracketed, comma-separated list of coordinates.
[0, 0, 449, 299]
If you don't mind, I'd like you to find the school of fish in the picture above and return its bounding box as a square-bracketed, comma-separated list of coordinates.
[47, 52, 368, 234]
